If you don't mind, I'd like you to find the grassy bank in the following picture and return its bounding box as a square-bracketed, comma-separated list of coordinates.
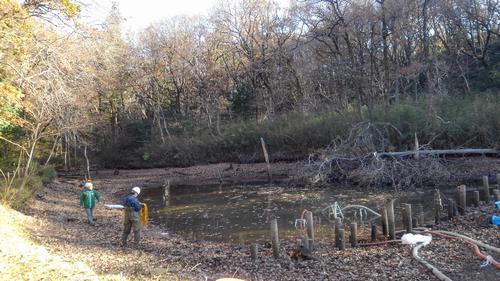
[100, 93, 500, 168]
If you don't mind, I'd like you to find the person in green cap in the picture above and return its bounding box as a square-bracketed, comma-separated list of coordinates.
[80, 182, 101, 225]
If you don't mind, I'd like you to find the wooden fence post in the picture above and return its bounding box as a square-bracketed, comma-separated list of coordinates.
[270, 217, 279, 259]
[457, 185, 466, 215]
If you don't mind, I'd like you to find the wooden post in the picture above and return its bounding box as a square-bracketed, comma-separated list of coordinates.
[414, 133, 420, 160]
[493, 189, 500, 201]
[338, 227, 345, 250]
[359, 209, 364, 227]
[162, 180, 170, 207]
[404, 204, 412, 233]
[83, 145, 91, 181]
[260, 137, 272, 182]
[371, 224, 377, 242]
[301, 235, 309, 251]
[334, 217, 341, 237]
[381, 207, 388, 236]
[305, 211, 314, 251]
[335, 221, 343, 249]
[447, 200, 454, 220]
[457, 185, 466, 215]
[482, 176, 490, 201]
[417, 204, 424, 226]
[350, 222, 358, 248]
[386, 200, 396, 240]
[473, 190, 480, 207]
[412, 217, 418, 228]
[453, 200, 459, 217]
[270, 217, 279, 259]
[250, 244, 258, 260]
[434, 190, 441, 225]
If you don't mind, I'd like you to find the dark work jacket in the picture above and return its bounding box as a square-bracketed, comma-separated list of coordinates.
[122, 193, 142, 212]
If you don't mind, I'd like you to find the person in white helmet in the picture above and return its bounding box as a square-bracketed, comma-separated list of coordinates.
[121, 186, 142, 246]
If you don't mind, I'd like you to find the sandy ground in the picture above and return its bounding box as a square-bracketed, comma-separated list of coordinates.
[14, 162, 500, 280]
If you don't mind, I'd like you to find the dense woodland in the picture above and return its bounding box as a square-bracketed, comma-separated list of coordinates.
[1, 0, 499, 204]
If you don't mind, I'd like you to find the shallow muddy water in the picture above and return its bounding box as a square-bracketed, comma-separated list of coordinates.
[141, 184, 446, 244]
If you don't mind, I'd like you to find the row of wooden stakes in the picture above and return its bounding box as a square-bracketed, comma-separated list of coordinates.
[253, 175, 500, 260]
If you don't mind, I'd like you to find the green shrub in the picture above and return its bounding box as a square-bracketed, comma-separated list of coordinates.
[96, 92, 500, 168]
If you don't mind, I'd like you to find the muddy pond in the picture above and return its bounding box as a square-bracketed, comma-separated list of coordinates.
[140, 183, 456, 244]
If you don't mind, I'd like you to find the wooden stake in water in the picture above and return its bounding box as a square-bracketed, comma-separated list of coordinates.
[457, 185, 466, 215]
[350, 222, 358, 248]
[305, 211, 314, 251]
[162, 180, 170, 207]
[250, 244, 258, 260]
[482, 176, 490, 201]
[404, 204, 412, 233]
[270, 217, 279, 259]
[473, 190, 480, 207]
[386, 200, 396, 240]
[260, 137, 272, 182]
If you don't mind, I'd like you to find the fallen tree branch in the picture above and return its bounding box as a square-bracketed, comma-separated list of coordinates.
[374, 149, 499, 159]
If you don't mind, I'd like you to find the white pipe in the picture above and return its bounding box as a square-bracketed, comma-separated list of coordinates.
[430, 230, 500, 254]
[412, 243, 453, 281]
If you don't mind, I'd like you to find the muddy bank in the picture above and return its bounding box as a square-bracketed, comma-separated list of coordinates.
[64, 157, 500, 190]
[19, 163, 500, 280]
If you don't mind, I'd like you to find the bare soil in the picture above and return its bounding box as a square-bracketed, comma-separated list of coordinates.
[18, 161, 500, 280]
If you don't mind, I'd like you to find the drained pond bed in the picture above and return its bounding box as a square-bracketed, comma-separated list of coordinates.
[21, 164, 500, 280]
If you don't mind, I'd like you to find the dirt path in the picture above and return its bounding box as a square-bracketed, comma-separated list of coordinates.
[20, 163, 500, 280]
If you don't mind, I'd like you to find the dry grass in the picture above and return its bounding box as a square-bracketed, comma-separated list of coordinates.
[0, 204, 102, 281]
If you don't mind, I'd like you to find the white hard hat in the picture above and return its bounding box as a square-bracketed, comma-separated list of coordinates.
[132, 186, 141, 195]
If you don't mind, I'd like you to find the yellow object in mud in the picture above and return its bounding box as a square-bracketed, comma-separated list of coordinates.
[140, 203, 148, 226]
